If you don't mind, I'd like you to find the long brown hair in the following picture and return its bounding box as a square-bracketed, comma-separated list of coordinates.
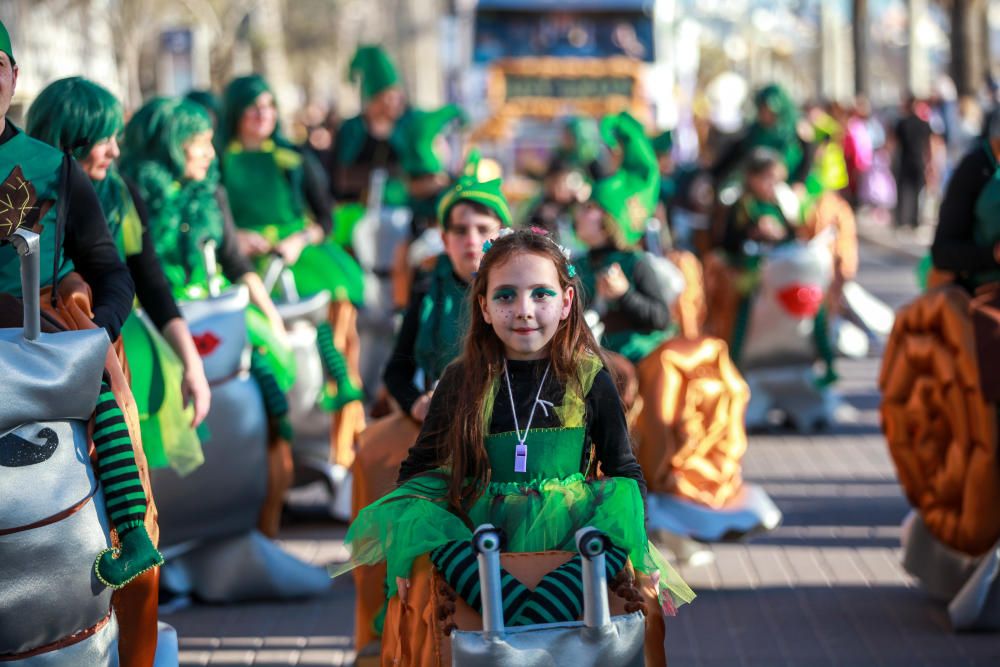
[430, 229, 607, 512]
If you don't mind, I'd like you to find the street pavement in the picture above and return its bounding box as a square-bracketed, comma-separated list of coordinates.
[164, 240, 1000, 666]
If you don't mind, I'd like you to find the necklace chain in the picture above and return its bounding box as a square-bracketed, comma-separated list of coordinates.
[503, 361, 550, 446]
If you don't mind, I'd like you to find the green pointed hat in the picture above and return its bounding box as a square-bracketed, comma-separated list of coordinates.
[564, 116, 601, 166]
[349, 45, 400, 101]
[0, 20, 14, 66]
[651, 129, 673, 155]
[436, 149, 512, 228]
[399, 104, 466, 176]
[591, 111, 660, 247]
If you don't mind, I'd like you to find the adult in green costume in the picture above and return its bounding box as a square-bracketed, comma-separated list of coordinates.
[0, 21, 164, 653]
[219, 73, 364, 408]
[118, 96, 296, 407]
[573, 111, 673, 363]
[710, 83, 812, 190]
[27, 76, 210, 476]
[332, 45, 410, 207]
[383, 150, 511, 422]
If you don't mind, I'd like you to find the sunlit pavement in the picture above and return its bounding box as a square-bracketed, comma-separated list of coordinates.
[164, 241, 1000, 666]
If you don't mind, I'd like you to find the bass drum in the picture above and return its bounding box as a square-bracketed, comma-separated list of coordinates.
[880, 285, 1000, 557]
[0, 322, 119, 665]
[150, 287, 268, 547]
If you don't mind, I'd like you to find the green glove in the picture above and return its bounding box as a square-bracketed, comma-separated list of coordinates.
[94, 526, 164, 589]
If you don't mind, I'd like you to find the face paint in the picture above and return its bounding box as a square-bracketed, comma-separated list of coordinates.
[479, 252, 574, 360]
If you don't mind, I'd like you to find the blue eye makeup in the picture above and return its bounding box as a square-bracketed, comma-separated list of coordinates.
[531, 288, 558, 300]
[491, 288, 516, 302]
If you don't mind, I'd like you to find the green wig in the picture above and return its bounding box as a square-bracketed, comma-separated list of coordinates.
[185, 89, 221, 127]
[120, 96, 213, 182]
[119, 97, 221, 261]
[26, 76, 123, 160]
[25, 77, 141, 255]
[218, 74, 291, 150]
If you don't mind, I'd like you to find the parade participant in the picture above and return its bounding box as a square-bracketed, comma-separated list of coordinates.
[332, 45, 409, 204]
[218, 74, 364, 408]
[573, 111, 672, 363]
[0, 23, 162, 666]
[720, 148, 795, 267]
[349, 150, 511, 651]
[26, 76, 211, 472]
[338, 228, 694, 622]
[119, 96, 295, 536]
[931, 108, 1000, 291]
[711, 83, 813, 189]
[384, 150, 510, 422]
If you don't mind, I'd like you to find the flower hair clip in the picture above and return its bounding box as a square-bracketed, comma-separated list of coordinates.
[480, 227, 578, 278]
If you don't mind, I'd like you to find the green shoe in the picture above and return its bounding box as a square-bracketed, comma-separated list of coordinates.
[94, 526, 164, 589]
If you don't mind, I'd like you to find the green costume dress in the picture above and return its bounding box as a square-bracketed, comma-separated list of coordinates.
[337, 354, 694, 613]
[220, 139, 364, 305]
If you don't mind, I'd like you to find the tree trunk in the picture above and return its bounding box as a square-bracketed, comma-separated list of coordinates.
[853, 0, 869, 97]
[950, 0, 987, 98]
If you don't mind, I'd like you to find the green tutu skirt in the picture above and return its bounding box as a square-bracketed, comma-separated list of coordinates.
[335, 470, 695, 614]
[121, 312, 204, 476]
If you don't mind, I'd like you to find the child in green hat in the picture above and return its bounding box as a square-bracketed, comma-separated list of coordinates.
[573, 111, 674, 363]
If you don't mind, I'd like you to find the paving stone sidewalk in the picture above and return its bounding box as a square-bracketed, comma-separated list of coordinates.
[165, 243, 1000, 666]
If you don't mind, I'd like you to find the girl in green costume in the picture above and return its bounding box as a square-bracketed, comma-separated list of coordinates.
[573, 111, 674, 363]
[118, 97, 296, 434]
[26, 77, 211, 475]
[218, 74, 363, 408]
[338, 229, 693, 623]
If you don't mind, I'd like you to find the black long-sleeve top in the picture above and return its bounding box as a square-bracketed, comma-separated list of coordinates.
[931, 145, 999, 286]
[1, 122, 134, 340]
[382, 270, 450, 414]
[582, 247, 671, 337]
[123, 179, 182, 330]
[397, 358, 647, 499]
[301, 150, 334, 237]
[215, 187, 256, 283]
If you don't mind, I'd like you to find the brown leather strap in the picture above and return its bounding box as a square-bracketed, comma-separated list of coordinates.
[0, 485, 97, 536]
[0, 609, 112, 661]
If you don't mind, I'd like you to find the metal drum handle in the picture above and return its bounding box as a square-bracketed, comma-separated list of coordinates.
[575, 527, 611, 628]
[9, 229, 41, 341]
[473, 524, 505, 637]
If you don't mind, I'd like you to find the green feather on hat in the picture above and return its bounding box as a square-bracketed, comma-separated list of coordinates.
[349, 45, 400, 101]
[399, 104, 467, 176]
[590, 111, 660, 247]
[436, 149, 512, 228]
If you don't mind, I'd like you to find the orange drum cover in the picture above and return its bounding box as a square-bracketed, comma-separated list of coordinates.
[634, 336, 750, 508]
[666, 249, 706, 339]
[351, 412, 422, 651]
[380, 553, 666, 667]
[879, 286, 1000, 556]
[701, 252, 741, 344]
